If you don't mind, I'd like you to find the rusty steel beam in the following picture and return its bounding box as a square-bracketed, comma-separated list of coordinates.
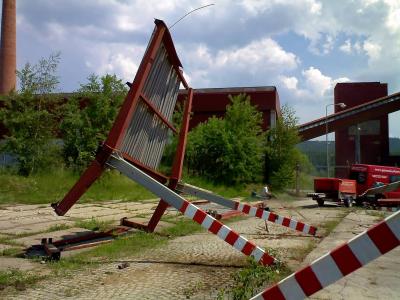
[298, 92, 400, 141]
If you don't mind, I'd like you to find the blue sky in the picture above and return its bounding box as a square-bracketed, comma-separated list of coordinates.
[11, 0, 400, 137]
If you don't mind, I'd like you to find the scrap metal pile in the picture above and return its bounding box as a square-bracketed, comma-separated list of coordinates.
[50, 19, 399, 299]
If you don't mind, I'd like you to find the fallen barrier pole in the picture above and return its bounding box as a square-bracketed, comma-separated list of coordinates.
[250, 210, 400, 300]
[107, 154, 277, 266]
[176, 183, 317, 236]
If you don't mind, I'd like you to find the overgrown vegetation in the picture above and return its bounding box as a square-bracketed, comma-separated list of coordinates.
[0, 53, 127, 176]
[0, 53, 63, 176]
[186, 94, 265, 185]
[265, 104, 313, 190]
[60, 74, 127, 171]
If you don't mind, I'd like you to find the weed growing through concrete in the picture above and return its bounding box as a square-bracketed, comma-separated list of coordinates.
[217, 253, 291, 300]
[74, 217, 113, 232]
[1, 247, 23, 257]
[0, 269, 44, 291]
[46, 223, 71, 232]
[364, 209, 386, 220]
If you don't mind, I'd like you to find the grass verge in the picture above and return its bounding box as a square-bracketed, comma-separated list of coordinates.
[0, 169, 155, 205]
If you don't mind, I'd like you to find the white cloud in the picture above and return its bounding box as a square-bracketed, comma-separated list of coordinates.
[363, 40, 382, 61]
[179, 38, 299, 87]
[215, 38, 299, 72]
[384, 0, 400, 33]
[339, 39, 352, 54]
[302, 67, 332, 97]
[84, 44, 144, 82]
[279, 75, 298, 90]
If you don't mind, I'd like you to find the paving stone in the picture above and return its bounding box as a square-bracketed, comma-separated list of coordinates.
[0, 257, 39, 271]
[0, 220, 75, 235]
[4, 198, 395, 300]
[0, 243, 13, 251]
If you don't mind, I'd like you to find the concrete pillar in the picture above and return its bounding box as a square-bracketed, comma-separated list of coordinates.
[0, 0, 16, 94]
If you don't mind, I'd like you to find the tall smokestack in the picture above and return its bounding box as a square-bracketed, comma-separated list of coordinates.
[0, 0, 16, 94]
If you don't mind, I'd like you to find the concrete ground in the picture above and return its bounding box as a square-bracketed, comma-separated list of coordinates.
[0, 197, 398, 299]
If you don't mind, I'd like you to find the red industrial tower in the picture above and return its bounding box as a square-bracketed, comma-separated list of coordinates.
[334, 82, 389, 177]
[0, 0, 16, 94]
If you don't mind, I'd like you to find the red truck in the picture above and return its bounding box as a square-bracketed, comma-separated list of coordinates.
[309, 164, 400, 207]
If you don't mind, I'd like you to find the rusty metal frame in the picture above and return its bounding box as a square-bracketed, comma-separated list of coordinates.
[52, 19, 192, 235]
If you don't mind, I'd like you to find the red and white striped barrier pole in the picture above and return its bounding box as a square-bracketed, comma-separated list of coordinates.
[178, 201, 276, 265]
[250, 210, 400, 300]
[177, 183, 317, 236]
[107, 155, 277, 266]
[235, 202, 317, 236]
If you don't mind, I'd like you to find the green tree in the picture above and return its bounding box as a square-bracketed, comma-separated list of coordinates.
[60, 74, 127, 171]
[265, 104, 302, 190]
[186, 94, 265, 185]
[0, 53, 62, 175]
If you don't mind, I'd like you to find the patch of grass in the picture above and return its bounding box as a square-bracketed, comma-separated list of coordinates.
[365, 209, 386, 220]
[0, 169, 155, 205]
[182, 175, 264, 199]
[217, 255, 291, 300]
[0, 269, 44, 291]
[289, 239, 318, 262]
[161, 218, 204, 237]
[1, 247, 24, 257]
[49, 231, 167, 272]
[46, 223, 71, 232]
[0, 236, 22, 247]
[74, 217, 113, 232]
[320, 211, 348, 235]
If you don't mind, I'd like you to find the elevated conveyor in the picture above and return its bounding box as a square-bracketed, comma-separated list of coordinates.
[298, 92, 400, 141]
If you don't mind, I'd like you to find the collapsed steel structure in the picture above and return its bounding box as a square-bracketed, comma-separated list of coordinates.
[52, 19, 316, 267]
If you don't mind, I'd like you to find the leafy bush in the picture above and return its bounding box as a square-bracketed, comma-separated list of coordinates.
[60, 74, 127, 171]
[0, 53, 63, 175]
[186, 94, 265, 185]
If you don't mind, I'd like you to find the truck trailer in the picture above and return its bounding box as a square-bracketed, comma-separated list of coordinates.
[308, 164, 400, 207]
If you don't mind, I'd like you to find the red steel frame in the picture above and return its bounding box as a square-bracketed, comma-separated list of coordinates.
[52, 20, 193, 234]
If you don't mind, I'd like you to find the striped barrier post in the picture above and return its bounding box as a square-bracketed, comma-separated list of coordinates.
[107, 155, 277, 266]
[176, 183, 317, 236]
[250, 210, 400, 300]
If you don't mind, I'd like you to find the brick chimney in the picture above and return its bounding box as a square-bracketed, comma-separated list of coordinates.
[0, 0, 16, 94]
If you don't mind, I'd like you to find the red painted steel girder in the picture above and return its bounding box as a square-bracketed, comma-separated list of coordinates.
[298, 92, 400, 141]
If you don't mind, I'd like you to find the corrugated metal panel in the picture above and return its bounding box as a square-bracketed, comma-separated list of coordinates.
[120, 42, 181, 169]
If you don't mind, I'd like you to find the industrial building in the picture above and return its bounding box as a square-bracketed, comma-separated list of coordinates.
[178, 86, 280, 131]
